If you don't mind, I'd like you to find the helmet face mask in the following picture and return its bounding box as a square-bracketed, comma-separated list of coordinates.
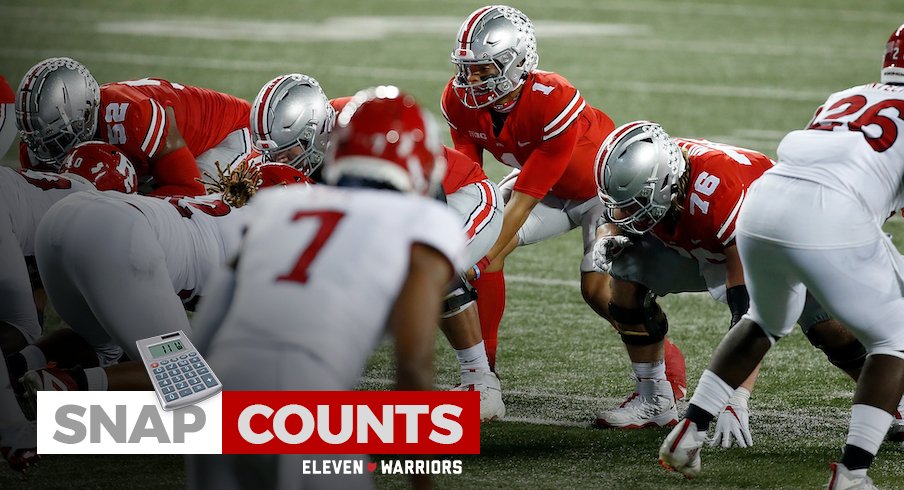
[594, 121, 686, 235]
[251, 74, 334, 178]
[451, 5, 538, 109]
[16, 57, 99, 167]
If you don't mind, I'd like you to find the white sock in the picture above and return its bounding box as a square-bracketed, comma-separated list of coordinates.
[632, 360, 666, 380]
[688, 369, 734, 417]
[455, 341, 491, 374]
[20, 344, 47, 371]
[83, 367, 109, 391]
[846, 404, 893, 456]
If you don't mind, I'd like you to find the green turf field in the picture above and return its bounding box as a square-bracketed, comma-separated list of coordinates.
[2, 0, 904, 488]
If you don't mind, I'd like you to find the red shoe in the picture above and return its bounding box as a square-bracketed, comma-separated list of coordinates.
[0, 421, 39, 473]
[664, 339, 687, 401]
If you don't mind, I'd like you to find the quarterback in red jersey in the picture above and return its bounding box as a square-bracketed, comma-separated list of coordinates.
[595, 121, 873, 445]
[16, 57, 251, 196]
[442, 6, 692, 397]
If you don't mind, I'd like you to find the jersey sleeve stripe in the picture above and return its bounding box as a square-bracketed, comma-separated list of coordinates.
[543, 90, 582, 132]
[145, 99, 167, 158]
[440, 100, 457, 130]
[542, 101, 585, 141]
[140, 99, 162, 155]
[716, 189, 745, 244]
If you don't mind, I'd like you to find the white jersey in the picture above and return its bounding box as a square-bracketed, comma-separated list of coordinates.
[208, 186, 466, 388]
[773, 83, 904, 224]
[80, 191, 248, 304]
[0, 167, 94, 255]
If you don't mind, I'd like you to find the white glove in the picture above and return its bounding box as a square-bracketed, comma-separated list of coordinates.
[710, 387, 752, 448]
[592, 235, 632, 273]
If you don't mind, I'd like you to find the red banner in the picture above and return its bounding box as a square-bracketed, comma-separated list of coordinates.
[221, 391, 480, 454]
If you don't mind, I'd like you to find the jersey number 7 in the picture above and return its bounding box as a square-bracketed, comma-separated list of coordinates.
[277, 210, 346, 284]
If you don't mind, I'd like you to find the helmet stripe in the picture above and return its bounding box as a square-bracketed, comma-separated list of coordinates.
[459, 6, 494, 52]
[17, 63, 46, 134]
[254, 75, 287, 141]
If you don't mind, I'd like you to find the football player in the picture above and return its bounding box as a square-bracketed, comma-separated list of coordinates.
[251, 74, 506, 420]
[187, 86, 464, 490]
[16, 57, 252, 196]
[14, 161, 306, 395]
[593, 122, 868, 445]
[442, 5, 687, 395]
[659, 24, 904, 488]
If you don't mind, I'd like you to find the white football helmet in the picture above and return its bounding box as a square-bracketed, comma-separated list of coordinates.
[594, 121, 686, 234]
[250, 74, 335, 178]
[16, 57, 100, 167]
[451, 5, 539, 109]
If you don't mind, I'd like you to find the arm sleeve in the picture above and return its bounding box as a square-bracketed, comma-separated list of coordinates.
[148, 146, 205, 197]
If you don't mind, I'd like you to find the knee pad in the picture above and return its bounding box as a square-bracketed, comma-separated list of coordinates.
[805, 323, 867, 372]
[609, 293, 669, 346]
[441, 274, 477, 319]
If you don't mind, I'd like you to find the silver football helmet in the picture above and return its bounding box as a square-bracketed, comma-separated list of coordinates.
[594, 121, 686, 235]
[451, 5, 539, 109]
[250, 74, 335, 177]
[16, 57, 100, 167]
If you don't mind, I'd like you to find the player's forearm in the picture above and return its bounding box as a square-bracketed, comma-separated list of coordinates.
[485, 191, 539, 263]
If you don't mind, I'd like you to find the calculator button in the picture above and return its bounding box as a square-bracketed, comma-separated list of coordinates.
[191, 362, 204, 369]
[165, 393, 179, 402]
[202, 375, 217, 388]
[179, 388, 193, 397]
[159, 379, 172, 387]
[174, 375, 187, 382]
[155, 373, 167, 381]
[153, 367, 165, 374]
[180, 355, 188, 359]
[176, 381, 188, 390]
[162, 386, 175, 394]
[188, 377, 201, 385]
[192, 384, 205, 393]
[181, 366, 192, 373]
[189, 357, 200, 363]
[150, 362, 159, 368]
[189, 352, 197, 356]
[197, 367, 209, 375]
[178, 360, 190, 367]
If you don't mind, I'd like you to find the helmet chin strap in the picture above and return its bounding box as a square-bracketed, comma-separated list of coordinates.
[491, 84, 523, 113]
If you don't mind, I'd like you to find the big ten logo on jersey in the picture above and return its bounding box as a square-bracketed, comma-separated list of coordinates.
[468, 130, 488, 140]
[36, 391, 222, 454]
[221, 391, 481, 455]
[164, 196, 232, 219]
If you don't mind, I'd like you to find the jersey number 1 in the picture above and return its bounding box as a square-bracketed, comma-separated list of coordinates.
[277, 210, 346, 284]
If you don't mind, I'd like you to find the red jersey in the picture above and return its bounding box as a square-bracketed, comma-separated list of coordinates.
[442, 146, 486, 194]
[96, 78, 250, 175]
[441, 70, 615, 201]
[652, 138, 775, 263]
[0, 75, 13, 103]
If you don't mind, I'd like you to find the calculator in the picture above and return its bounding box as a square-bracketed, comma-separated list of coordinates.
[136, 331, 222, 411]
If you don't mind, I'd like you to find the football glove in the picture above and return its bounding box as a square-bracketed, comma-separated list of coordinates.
[710, 387, 752, 448]
[592, 235, 632, 273]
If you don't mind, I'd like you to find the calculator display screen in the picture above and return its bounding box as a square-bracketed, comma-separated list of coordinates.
[149, 339, 186, 358]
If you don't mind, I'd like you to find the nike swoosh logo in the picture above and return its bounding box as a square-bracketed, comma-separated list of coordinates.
[517, 141, 530, 147]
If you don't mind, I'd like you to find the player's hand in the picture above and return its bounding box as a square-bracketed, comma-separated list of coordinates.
[592, 235, 632, 273]
[710, 388, 752, 448]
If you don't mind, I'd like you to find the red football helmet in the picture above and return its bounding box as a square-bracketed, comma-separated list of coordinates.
[324, 86, 446, 196]
[60, 141, 138, 193]
[258, 162, 312, 188]
[883, 23, 904, 84]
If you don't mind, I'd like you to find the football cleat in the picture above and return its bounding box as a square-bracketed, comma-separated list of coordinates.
[664, 339, 687, 401]
[21, 363, 79, 412]
[889, 409, 904, 443]
[827, 463, 878, 490]
[0, 421, 39, 473]
[452, 369, 505, 421]
[658, 418, 707, 479]
[595, 379, 678, 429]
